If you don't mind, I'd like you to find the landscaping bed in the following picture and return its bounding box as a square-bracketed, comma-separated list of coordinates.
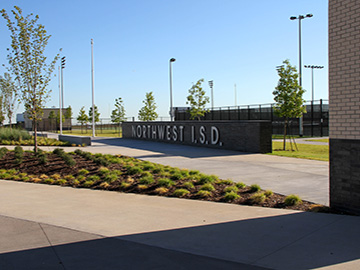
[0, 147, 338, 214]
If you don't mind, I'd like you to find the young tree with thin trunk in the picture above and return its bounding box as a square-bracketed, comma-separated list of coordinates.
[88, 105, 100, 124]
[186, 79, 210, 120]
[111, 97, 126, 123]
[1, 6, 60, 152]
[138, 92, 158, 121]
[273, 59, 306, 150]
[0, 73, 19, 128]
[77, 106, 88, 134]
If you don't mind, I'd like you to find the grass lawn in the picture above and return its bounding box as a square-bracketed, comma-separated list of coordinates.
[272, 134, 311, 139]
[269, 141, 329, 161]
[305, 138, 329, 143]
[56, 128, 122, 138]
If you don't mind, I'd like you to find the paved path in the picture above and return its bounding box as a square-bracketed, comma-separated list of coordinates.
[0, 180, 360, 270]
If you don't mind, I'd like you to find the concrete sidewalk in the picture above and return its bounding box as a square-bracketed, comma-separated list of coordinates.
[0, 180, 359, 270]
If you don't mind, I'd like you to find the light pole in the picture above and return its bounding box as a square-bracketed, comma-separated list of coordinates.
[58, 66, 62, 134]
[304, 65, 324, 101]
[208, 80, 214, 110]
[290, 13, 313, 136]
[60, 56, 65, 134]
[91, 39, 95, 137]
[169, 58, 176, 121]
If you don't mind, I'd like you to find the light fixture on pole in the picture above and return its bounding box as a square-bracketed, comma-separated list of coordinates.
[304, 65, 324, 101]
[91, 39, 95, 137]
[58, 66, 62, 134]
[169, 58, 176, 121]
[60, 56, 66, 134]
[208, 80, 214, 110]
[290, 13, 313, 136]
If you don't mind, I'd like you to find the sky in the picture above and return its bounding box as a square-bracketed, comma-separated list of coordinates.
[0, 0, 329, 121]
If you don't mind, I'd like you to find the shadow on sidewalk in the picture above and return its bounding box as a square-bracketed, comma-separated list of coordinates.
[91, 137, 253, 159]
[1, 212, 359, 269]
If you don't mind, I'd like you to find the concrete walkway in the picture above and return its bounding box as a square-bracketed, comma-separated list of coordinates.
[0, 180, 359, 270]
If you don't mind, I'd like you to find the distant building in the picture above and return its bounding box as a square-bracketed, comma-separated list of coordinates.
[23, 108, 72, 131]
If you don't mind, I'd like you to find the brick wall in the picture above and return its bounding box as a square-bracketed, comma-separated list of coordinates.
[329, 0, 360, 214]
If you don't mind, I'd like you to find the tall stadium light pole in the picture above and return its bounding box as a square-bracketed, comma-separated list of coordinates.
[304, 65, 324, 101]
[58, 66, 62, 135]
[169, 58, 176, 121]
[208, 80, 214, 110]
[290, 13, 313, 136]
[91, 39, 95, 137]
[60, 56, 66, 134]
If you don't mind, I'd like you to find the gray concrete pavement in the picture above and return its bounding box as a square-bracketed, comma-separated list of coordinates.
[0, 180, 359, 270]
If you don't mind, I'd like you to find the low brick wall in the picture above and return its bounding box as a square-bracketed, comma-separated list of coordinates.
[59, 135, 91, 146]
[122, 121, 272, 153]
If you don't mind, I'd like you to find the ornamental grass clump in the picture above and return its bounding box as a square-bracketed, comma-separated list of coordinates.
[104, 173, 118, 183]
[0, 147, 8, 158]
[173, 189, 190, 197]
[182, 181, 195, 190]
[223, 191, 240, 202]
[197, 190, 212, 198]
[139, 176, 154, 185]
[249, 184, 261, 193]
[250, 193, 266, 204]
[264, 190, 273, 197]
[224, 185, 238, 193]
[157, 178, 175, 187]
[35, 149, 47, 164]
[126, 166, 143, 175]
[217, 179, 234, 185]
[14, 145, 24, 164]
[284, 194, 302, 206]
[197, 174, 218, 185]
[235, 182, 247, 189]
[200, 183, 215, 191]
[155, 187, 168, 194]
[78, 169, 89, 176]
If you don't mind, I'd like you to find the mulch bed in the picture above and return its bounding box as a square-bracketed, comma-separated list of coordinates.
[0, 150, 348, 215]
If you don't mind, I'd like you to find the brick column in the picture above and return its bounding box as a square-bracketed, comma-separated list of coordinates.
[329, 0, 360, 213]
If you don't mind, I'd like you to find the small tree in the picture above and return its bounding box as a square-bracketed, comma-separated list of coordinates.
[138, 92, 158, 121]
[273, 59, 306, 150]
[111, 97, 126, 123]
[0, 95, 5, 126]
[77, 106, 88, 133]
[0, 73, 19, 128]
[64, 105, 72, 130]
[89, 105, 100, 124]
[56, 111, 65, 125]
[1, 7, 59, 152]
[48, 110, 55, 131]
[186, 79, 210, 120]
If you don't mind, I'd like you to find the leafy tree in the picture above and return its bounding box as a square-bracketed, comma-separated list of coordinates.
[138, 92, 158, 121]
[48, 110, 55, 131]
[88, 105, 100, 123]
[77, 106, 88, 133]
[56, 111, 65, 125]
[64, 105, 72, 119]
[0, 73, 19, 128]
[273, 59, 306, 150]
[111, 97, 126, 123]
[186, 79, 210, 120]
[1, 6, 59, 152]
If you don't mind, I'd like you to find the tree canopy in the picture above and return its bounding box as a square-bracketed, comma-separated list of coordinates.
[111, 97, 126, 123]
[186, 79, 209, 120]
[138, 92, 158, 121]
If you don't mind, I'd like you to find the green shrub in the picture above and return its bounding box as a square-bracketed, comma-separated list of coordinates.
[43, 178, 54, 184]
[152, 167, 164, 174]
[142, 163, 155, 171]
[250, 184, 261, 193]
[173, 189, 190, 197]
[0, 147, 8, 158]
[0, 128, 31, 141]
[83, 180, 94, 188]
[183, 181, 195, 190]
[139, 176, 154, 185]
[55, 179, 67, 185]
[250, 193, 266, 204]
[180, 169, 190, 178]
[284, 194, 302, 206]
[104, 173, 118, 183]
[189, 170, 200, 175]
[170, 172, 183, 181]
[217, 179, 233, 185]
[78, 169, 90, 175]
[127, 166, 143, 175]
[65, 175, 75, 181]
[141, 171, 152, 178]
[14, 145, 24, 164]
[7, 169, 17, 175]
[120, 182, 131, 189]
[98, 167, 110, 175]
[197, 174, 217, 184]
[224, 185, 238, 193]
[197, 190, 212, 198]
[264, 190, 273, 197]
[53, 148, 65, 156]
[223, 191, 240, 202]
[87, 175, 100, 182]
[235, 182, 247, 189]
[157, 178, 175, 187]
[200, 183, 215, 191]
[63, 155, 76, 166]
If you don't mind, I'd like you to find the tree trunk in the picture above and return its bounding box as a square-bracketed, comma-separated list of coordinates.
[34, 120, 38, 153]
[283, 118, 288, 151]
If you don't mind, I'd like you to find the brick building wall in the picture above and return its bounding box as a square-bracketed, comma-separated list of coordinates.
[329, 0, 360, 213]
